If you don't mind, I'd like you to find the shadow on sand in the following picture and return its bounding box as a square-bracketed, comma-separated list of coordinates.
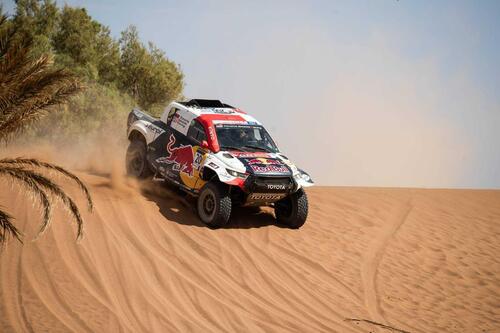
[141, 182, 287, 229]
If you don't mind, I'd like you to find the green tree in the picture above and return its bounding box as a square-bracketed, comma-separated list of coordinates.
[145, 42, 183, 110]
[95, 26, 120, 85]
[118, 26, 148, 100]
[119, 25, 183, 110]
[51, 6, 122, 85]
[52, 6, 101, 79]
[6, 1, 184, 145]
[11, 0, 59, 57]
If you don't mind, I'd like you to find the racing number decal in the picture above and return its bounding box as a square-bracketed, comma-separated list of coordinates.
[193, 151, 203, 171]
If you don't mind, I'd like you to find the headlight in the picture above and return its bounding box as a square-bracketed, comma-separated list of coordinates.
[294, 172, 311, 182]
[226, 169, 248, 179]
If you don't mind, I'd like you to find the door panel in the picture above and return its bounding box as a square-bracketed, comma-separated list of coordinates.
[148, 115, 210, 192]
[150, 129, 193, 185]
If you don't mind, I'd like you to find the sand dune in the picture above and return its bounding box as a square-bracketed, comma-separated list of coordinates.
[1, 169, 499, 332]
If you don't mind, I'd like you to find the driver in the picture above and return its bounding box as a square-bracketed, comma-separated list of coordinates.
[239, 128, 249, 140]
[229, 128, 250, 142]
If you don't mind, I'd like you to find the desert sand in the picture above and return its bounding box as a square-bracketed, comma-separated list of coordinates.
[0, 149, 499, 332]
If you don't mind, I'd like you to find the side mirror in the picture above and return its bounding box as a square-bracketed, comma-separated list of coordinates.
[201, 140, 209, 150]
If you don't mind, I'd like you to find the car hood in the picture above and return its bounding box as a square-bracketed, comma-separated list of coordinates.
[228, 151, 294, 176]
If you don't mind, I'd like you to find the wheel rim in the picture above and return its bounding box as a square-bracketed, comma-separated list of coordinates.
[198, 189, 217, 222]
[127, 151, 143, 175]
[204, 195, 215, 214]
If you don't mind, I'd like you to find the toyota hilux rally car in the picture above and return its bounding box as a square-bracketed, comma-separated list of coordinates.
[126, 99, 314, 228]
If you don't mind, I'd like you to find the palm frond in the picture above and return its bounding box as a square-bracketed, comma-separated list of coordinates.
[0, 209, 22, 245]
[0, 158, 93, 211]
[0, 165, 52, 239]
[0, 54, 52, 109]
[0, 14, 92, 246]
[0, 166, 84, 240]
[0, 72, 80, 131]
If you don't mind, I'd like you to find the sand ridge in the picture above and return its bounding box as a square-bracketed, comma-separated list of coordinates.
[0, 169, 499, 332]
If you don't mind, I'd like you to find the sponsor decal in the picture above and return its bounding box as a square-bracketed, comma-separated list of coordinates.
[244, 157, 288, 174]
[172, 113, 190, 128]
[210, 108, 235, 115]
[212, 120, 248, 125]
[267, 184, 286, 190]
[208, 162, 219, 169]
[215, 123, 253, 128]
[248, 193, 286, 201]
[208, 125, 216, 141]
[247, 158, 281, 165]
[230, 152, 272, 158]
[250, 164, 289, 174]
[193, 151, 203, 170]
[156, 134, 194, 176]
[145, 123, 164, 135]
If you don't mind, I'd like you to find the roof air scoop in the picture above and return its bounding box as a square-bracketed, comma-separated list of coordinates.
[187, 99, 225, 108]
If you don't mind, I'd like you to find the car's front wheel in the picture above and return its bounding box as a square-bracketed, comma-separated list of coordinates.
[197, 182, 232, 228]
[126, 139, 152, 178]
[275, 189, 309, 228]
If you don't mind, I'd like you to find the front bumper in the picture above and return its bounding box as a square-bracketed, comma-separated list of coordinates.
[241, 174, 296, 205]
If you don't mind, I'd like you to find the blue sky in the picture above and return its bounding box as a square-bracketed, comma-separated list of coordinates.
[4, 1, 500, 188]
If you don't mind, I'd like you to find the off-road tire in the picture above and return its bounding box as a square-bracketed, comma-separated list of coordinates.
[197, 182, 232, 228]
[275, 189, 308, 228]
[126, 139, 152, 178]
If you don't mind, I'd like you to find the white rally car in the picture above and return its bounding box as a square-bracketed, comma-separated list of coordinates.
[126, 99, 314, 228]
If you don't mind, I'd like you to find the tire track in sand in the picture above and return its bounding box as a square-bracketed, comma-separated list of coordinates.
[17, 246, 35, 333]
[361, 198, 412, 325]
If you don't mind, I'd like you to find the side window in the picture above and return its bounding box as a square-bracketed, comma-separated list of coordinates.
[166, 108, 178, 126]
[187, 120, 207, 143]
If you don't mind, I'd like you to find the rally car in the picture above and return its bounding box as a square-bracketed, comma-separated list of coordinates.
[126, 99, 314, 228]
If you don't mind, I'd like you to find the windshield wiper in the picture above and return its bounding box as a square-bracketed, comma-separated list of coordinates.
[243, 145, 270, 152]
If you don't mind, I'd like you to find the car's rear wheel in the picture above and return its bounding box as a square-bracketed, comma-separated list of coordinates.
[197, 182, 232, 228]
[126, 139, 152, 178]
[275, 189, 308, 228]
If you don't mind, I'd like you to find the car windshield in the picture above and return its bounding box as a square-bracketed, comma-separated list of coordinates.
[215, 124, 279, 153]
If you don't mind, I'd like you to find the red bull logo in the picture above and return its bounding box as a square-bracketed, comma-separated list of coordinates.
[165, 134, 194, 176]
[266, 159, 281, 165]
[250, 164, 289, 174]
[245, 157, 288, 174]
[247, 158, 281, 165]
[248, 158, 262, 165]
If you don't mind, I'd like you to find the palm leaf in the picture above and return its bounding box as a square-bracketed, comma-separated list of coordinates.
[0, 169, 51, 239]
[0, 13, 92, 246]
[0, 158, 93, 211]
[0, 166, 84, 241]
[0, 209, 22, 245]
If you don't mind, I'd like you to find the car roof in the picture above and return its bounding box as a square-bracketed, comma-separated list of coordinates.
[178, 99, 233, 108]
[165, 99, 265, 152]
[169, 99, 261, 125]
